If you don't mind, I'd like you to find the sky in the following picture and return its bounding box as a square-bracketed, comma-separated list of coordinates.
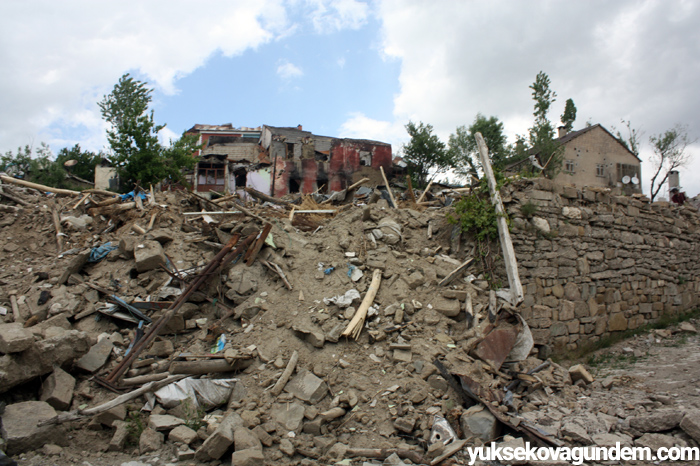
[1, 0, 700, 198]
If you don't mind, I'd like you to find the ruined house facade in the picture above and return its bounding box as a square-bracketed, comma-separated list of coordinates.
[187, 124, 392, 197]
[554, 124, 642, 194]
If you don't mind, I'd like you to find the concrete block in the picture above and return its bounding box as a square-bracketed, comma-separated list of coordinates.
[230, 448, 265, 466]
[233, 427, 262, 451]
[433, 297, 461, 317]
[76, 337, 114, 372]
[134, 240, 166, 273]
[95, 405, 126, 427]
[272, 402, 305, 432]
[40, 367, 75, 411]
[1, 401, 67, 456]
[195, 412, 243, 461]
[460, 405, 500, 442]
[148, 414, 185, 431]
[169, 425, 197, 444]
[285, 370, 328, 404]
[0, 323, 34, 353]
[108, 421, 129, 451]
[139, 427, 164, 454]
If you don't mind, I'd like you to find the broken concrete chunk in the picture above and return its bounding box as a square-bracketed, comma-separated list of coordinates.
[629, 409, 683, 433]
[134, 240, 166, 272]
[460, 405, 500, 442]
[634, 433, 686, 452]
[230, 448, 265, 466]
[680, 409, 700, 442]
[0, 323, 34, 353]
[108, 421, 129, 451]
[169, 425, 197, 445]
[40, 367, 76, 411]
[195, 412, 242, 461]
[568, 364, 594, 385]
[57, 249, 90, 285]
[292, 324, 325, 348]
[233, 426, 262, 451]
[285, 370, 328, 404]
[76, 337, 114, 372]
[148, 414, 185, 431]
[1, 401, 67, 456]
[271, 402, 306, 432]
[432, 297, 461, 317]
[139, 427, 164, 454]
[118, 236, 136, 258]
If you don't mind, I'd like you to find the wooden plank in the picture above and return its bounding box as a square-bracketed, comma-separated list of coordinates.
[380, 166, 397, 208]
[475, 132, 524, 305]
[438, 258, 475, 287]
[244, 223, 273, 266]
[0, 174, 80, 196]
[417, 180, 433, 203]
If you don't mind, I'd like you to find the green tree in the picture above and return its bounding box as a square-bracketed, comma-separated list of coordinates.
[560, 98, 577, 132]
[528, 71, 563, 178]
[99, 73, 199, 189]
[402, 121, 452, 187]
[648, 125, 695, 202]
[448, 114, 509, 182]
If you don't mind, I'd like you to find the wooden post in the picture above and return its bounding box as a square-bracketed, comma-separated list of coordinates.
[406, 175, 417, 204]
[475, 132, 523, 305]
[379, 166, 397, 208]
[50, 203, 65, 254]
[417, 180, 433, 203]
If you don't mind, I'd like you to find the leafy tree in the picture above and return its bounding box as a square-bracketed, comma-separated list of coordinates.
[648, 125, 696, 202]
[402, 121, 453, 187]
[612, 119, 643, 158]
[528, 71, 563, 178]
[448, 114, 509, 182]
[560, 98, 577, 132]
[99, 73, 199, 189]
[1, 145, 34, 178]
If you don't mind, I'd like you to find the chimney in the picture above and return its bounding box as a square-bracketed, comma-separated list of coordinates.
[557, 126, 568, 138]
[297, 124, 303, 131]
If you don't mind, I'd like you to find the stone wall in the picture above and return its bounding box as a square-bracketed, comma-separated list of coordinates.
[504, 178, 700, 350]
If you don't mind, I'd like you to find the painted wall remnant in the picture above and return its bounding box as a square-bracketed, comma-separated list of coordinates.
[187, 123, 392, 198]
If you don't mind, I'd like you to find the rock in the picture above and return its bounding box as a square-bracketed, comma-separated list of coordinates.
[393, 417, 415, 434]
[406, 271, 425, 289]
[393, 349, 412, 363]
[679, 322, 697, 333]
[494, 437, 527, 465]
[629, 410, 683, 432]
[279, 438, 296, 456]
[146, 339, 174, 357]
[560, 421, 591, 444]
[326, 442, 348, 462]
[57, 249, 90, 285]
[680, 409, 700, 442]
[433, 298, 461, 317]
[591, 433, 633, 447]
[1, 401, 67, 456]
[118, 236, 136, 258]
[148, 414, 185, 431]
[252, 425, 273, 447]
[634, 433, 686, 452]
[40, 367, 75, 411]
[177, 447, 196, 461]
[134, 240, 166, 272]
[75, 337, 114, 373]
[95, 405, 127, 427]
[109, 421, 129, 451]
[233, 427, 262, 451]
[272, 402, 306, 432]
[169, 425, 197, 445]
[292, 324, 325, 348]
[285, 370, 328, 404]
[139, 427, 164, 454]
[0, 323, 34, 353]
[460, 405, 500, 442]
[230, 448, 265, 466]
[568, 364, 594, 384]
[195, 412, 243, 461]
[42, 444, 63, 456]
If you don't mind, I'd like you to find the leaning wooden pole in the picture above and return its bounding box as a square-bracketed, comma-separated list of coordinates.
[0, 174, 80, 196]
[342, 269, 383, 339]
[475, 132, 523, 305]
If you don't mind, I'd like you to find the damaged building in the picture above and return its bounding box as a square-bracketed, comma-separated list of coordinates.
[187, 124, 393, 197]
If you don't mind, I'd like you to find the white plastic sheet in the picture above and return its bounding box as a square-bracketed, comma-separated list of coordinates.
[154, 377, 237, 409]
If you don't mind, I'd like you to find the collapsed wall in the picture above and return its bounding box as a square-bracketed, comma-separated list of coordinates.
[505, 178, 700, 350]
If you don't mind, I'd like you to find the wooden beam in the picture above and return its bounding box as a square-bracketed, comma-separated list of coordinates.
[0, 174, 80, 196]
[379, 166, 397, 208]
[342, 269, 383, 340]
[475, 132, 523, 305]
[417, 180, 433, 203]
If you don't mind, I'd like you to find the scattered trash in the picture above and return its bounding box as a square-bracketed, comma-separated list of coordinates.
[154, 377, 238, 410]
[88, 242, 119, 262]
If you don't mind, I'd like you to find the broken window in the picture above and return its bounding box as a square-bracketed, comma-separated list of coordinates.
[233, 168, 247, 189]
[289, 178, 301, 193]
[286, 143, 295, 159]
[359, 151, 371, 166]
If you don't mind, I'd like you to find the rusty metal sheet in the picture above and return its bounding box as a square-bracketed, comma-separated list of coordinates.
[471, 323, 519, 371]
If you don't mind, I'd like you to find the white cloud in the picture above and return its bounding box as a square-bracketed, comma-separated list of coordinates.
[339, 112, 406, 151]
[373, 0, 700, 195]
[306, 0, 369, 33]
[277, 61, 304, 79]
[0, 0, 289, 154]
[337, 57, 346, 69]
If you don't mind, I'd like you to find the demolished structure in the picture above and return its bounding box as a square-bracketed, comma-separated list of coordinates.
[1, 157, 700, 465]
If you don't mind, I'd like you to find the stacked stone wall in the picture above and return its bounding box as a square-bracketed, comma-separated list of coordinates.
[505, 178, 700, 350]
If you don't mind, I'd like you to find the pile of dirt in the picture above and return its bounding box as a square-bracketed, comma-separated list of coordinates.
[0, 179, 699, 466]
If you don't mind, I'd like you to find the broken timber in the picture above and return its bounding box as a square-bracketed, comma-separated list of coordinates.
[475, 132, 523, 305]
[438, 257, 475, 287]
[342, 269, 382, 339]
[0, 174, 80, 196]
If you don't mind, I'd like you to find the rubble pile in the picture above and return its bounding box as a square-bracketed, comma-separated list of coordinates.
[0, 176, 698, 466]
